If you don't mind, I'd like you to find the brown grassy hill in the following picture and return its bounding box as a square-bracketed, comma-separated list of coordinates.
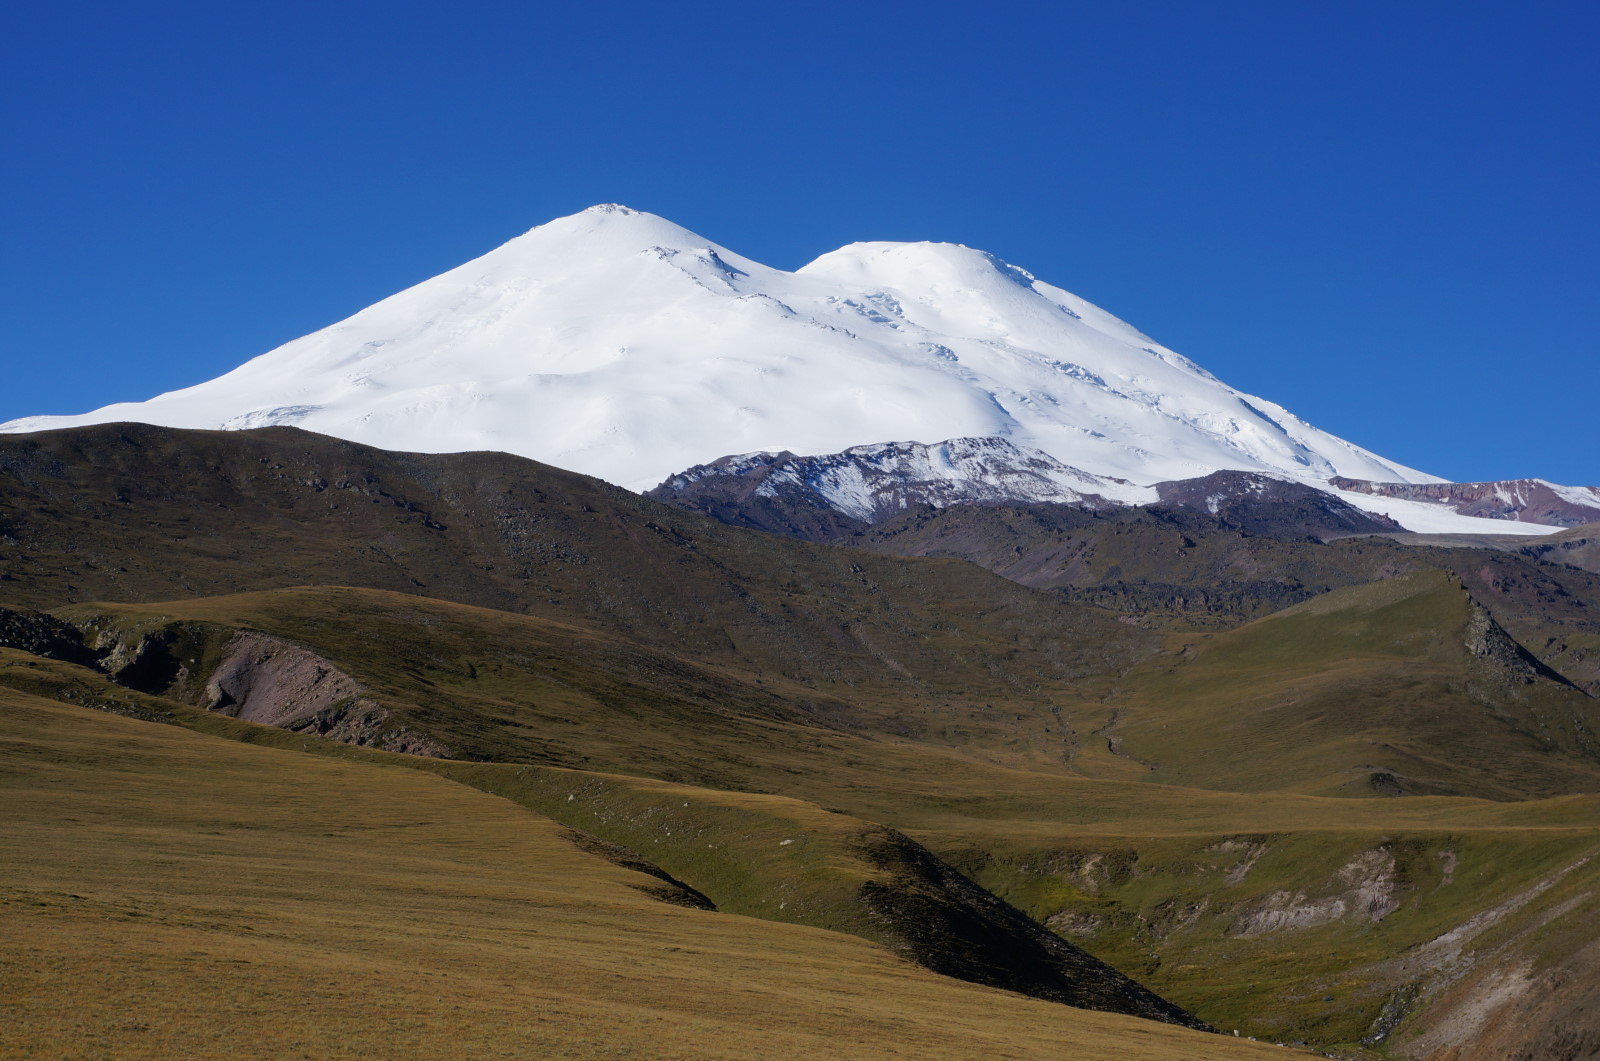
[18, 566, 1598, 806]
[1387, 522, 1600, 576]
[1101, 570, 1600, 798]
[848, 500, 1420, 626]
[5, 687, 1294, 1060]
[9, 643, 1600, 1057]
[845, 501, 1600, 698]
[0, 422, 1156, 733]
[42, 586, 1090, 785]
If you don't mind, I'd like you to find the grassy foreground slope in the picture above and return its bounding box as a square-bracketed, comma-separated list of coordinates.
[0, 690, 1287, 1061]
[0, 647, 1209, 1030]
[7, 638, 1600, 1056]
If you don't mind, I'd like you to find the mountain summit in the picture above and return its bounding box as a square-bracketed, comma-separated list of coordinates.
[0, 204, 1444, 495]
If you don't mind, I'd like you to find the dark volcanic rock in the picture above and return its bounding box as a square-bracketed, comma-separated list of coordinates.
[1153, 470, 1405, 540]
[645, 450, 872, 541]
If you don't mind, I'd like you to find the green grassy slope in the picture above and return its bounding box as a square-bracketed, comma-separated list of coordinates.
[47, 584, 1127, 780]
[1106, 570, 1600, 799]
[4, 688, 1297, 1060]
[8, 645, 1600, 1056]
[49, 571, 1600, 805]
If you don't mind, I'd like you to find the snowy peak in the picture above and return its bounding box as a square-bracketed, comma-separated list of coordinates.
[455, 204, 777, 298]
[799, 240, 1169, 363]
[798, 240, 1134, 355]
[0, 203, 1471, 505]
[799, 240, 1041, 295]
[515, 203, 733, 259]
[404, 204, 773, 310]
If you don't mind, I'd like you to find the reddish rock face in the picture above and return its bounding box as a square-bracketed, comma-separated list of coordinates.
[1329, 477, 1600, 527]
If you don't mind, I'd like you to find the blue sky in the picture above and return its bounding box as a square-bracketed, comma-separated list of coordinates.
[3, 0, 1595, 484]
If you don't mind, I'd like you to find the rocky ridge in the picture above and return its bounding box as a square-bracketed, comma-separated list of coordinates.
[645, 437, 1140, 539]
[651, 441, 1407, 543]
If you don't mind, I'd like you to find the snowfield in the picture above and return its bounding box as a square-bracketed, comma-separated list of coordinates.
[0, 205, 1567, 535]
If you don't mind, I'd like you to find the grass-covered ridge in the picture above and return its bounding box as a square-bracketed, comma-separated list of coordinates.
[1106, 570, 1600, 798]
[53, 569, 1600, 806]
[4, 687, 1296, 1059]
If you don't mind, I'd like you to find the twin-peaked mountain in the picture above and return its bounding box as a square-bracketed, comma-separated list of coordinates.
[4, 204, 1591, 534]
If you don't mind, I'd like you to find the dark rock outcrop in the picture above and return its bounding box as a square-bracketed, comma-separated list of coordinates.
[853, 826, 1209, 1030]
[0, 607, 99, 668]
[1154, 470, 1405, 539]
[646, 449, 872, 540]
[558, 828, 717, 910]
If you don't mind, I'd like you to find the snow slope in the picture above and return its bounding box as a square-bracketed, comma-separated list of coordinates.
[1325, 488, 1560, 536]
[3, 203, 1544, 535]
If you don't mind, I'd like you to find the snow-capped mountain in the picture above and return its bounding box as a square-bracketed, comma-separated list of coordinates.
[0, 204, 1569, 534]
[0, 205, 1426, 484]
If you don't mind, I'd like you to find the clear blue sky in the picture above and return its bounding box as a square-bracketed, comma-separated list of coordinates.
[4, 0, 1596, 484]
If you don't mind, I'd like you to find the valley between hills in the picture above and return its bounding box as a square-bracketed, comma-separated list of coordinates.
[6, 422, 1600, 1059]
